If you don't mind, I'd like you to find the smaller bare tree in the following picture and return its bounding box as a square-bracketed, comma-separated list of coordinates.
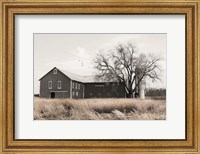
[134, 54, 161, 97]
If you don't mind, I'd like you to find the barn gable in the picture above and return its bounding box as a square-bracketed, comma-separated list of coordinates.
[39, 67, 71, 81]
[39, 67, 71, 98]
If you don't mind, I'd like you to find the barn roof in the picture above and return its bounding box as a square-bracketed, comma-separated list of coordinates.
[60, 69, 109, 83]
[39, 67, 109, 83]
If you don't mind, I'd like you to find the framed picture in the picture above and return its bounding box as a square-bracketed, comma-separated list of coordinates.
[0, 0, 199, 153]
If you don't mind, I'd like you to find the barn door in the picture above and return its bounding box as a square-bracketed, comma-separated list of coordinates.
[51, 92, 55, 98]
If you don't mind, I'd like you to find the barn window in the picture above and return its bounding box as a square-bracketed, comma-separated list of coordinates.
[76, 92, 78, 96]
[75, 83, 77, 89]
[78, 84, 80, 89]
[48, 81, 52, 89]
[72, 82, 74, 89]
[72, 91, 74, 95]
[58, 81, 61, 89]
[53, 69, 57, 74]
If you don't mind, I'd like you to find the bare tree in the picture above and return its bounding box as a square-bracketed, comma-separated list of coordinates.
[134, 54, 161, 97]
[94, 42, 161, 98]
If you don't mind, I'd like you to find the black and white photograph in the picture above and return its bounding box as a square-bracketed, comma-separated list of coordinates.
[34, 33, 166, 120]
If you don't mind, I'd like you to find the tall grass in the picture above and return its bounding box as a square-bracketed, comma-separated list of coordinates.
[34, 98, 166, 120]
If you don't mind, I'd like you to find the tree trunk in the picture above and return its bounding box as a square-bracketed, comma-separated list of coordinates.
[134, 92, 139, 98]
[126, 92, 133, 98]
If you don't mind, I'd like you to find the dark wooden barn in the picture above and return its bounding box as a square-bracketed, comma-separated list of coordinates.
[84, 82, 125, 98]
[39, 67, 125, 99]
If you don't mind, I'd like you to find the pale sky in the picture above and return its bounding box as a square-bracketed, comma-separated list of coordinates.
[34, 33, 166, 94]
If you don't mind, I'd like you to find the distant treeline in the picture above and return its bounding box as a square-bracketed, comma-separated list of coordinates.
[145, 88, 166, 100]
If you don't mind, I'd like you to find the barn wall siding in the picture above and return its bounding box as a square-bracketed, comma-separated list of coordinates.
[39, 69, 71, 98]
[71, 81, 84, 99]
[84, 82, 125, 98]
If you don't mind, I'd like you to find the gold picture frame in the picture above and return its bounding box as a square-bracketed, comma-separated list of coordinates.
[0, 0, 199, 153]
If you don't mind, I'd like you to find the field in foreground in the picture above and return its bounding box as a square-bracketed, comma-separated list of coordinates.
[34, 98, 166, 120]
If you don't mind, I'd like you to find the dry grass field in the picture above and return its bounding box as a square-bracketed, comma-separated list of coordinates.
[34, 97, 166, 120]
